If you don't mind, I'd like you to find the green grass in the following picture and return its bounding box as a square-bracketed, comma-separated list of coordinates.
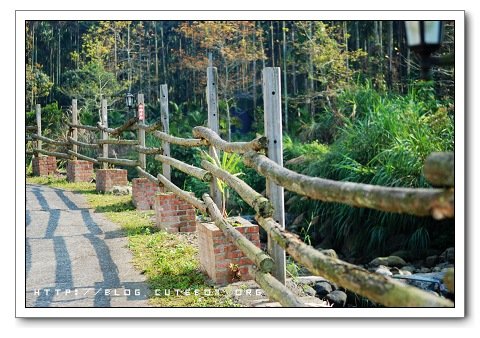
[26, 175, 235, 307]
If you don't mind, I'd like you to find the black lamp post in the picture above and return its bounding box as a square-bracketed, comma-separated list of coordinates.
[126, 92, 135, 117]
[404, 21, 444, 80]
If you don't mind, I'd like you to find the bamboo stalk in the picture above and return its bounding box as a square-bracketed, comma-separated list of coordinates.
[34, 149, 71, 160]
[203, 194, 274, 273]
[244, 151, 454, 220]
[256, 215, 454, 307]
[135, 166, 159, 184]
[155, 154, 212, 182]
[67, 150, 99, 165]
[67, 136, 99, 148]
[135, 145, 163, 155]
[424, 152, 454, 187]
[193, 126, 267, 154]
[95, 139, 139, 145]
[153, 131, 207, 147]
[31, 134, 69, 147]
[254, 269, 307, 307]
[157, 173, 207, 213]
[67, 122, 99, 132]
[201, 160, 273, 218]
[97, 157, 140, 167]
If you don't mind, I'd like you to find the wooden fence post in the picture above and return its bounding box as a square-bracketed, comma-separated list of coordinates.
[71, 99, 78, 160]
[35, 104, 42, 152]
[207, 67, 223, 208]
[160, 84, 171, 181]
[263, 67, 286, 284]
[101, 99, 108, 169]
[137, 93, 146, 170]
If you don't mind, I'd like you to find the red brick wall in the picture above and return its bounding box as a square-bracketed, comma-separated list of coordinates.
[32, 156, 57, 176]
[132, 178, 163, 210]
[198, 219, 260, 285]
[154, 192, 196, 233]
[67, 160, 94, 182]
[96, 169, 128, 193]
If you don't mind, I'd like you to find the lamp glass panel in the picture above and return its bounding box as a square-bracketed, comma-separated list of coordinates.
[405, 21, 421, 46]
[424, 21, 441, 44]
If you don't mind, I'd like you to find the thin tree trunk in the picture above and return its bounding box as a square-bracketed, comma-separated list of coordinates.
[154, 21, 159, 99]
[270, 21, 275, 66]
[252, 23, 257, 121]
[161, 22, 167, 83]
[282, 20, 288, 133]
[291, 25, 297, 96]
[388, 21, 393, 87]
[355, 21, 360, 50]
[308, 21, 315, 120]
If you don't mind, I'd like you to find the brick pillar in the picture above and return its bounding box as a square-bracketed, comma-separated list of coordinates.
[197, 217, 260, 285]
[67, 160, 94, 182]
[154, 192, 196, 233]
[96, 169, 128, 193]
[32, 156, 57, 176]
[132, 178, 163, 210]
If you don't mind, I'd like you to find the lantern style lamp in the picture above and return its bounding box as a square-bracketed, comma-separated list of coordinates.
[126, 92, 135, 110]
[404, 21, 444, 80]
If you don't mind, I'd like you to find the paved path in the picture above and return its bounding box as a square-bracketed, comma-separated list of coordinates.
[26, 184, 150, 307]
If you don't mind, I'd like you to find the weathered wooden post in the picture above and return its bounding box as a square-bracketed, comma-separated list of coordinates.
[263, 67, 286, 284]
[206, 66, 222, 208]
[71, 99, 78, 159]
[137, 93, 146, 169]
[160, 84, 171, 181]
[35, 104, 42, 152]
[101, 99, 108, 169]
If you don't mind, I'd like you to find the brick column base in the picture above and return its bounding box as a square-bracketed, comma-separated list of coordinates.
[67, 160, 94, 182]
[96, 169, 128, 193]
[154, 192, 196, 233]
[32, 156, 57, 176]
[198, 217, 260, 285]
[132, 178, 163, 210]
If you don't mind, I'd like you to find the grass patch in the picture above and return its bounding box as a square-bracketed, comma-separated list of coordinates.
[26, 175, 235, 307]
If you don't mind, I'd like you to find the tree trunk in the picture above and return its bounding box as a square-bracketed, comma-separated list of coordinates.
[282, 21, 288, 133]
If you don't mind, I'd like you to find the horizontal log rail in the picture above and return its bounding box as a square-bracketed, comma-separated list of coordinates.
[203, 194, 274, 273]
[157, 173, 207, 213]
[97, 157, 140, 167]
[134, 121, 162, 132]
[153, 131, 207, 147]
[243, 151, 454, 220]
[193, 126, 267, 154]
[67, 122, 99, 132]
[95, 139, 139, 145]
[67, 136, 99, 148]
[31, 134, 69, 147]
[156, 154, 212, 182]
[255, 215, 454, 307]
[424, 152, 454, 187]
[67, 150, 99, 164]
[99, 117, 138, 136]
[34, 148, 71, 160]
[201, 160, 273, 218]
[26, 125, 37, 131]
[135, 145, 163, 155]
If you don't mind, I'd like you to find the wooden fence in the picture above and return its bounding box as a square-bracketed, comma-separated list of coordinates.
[25, 66, 455, 308]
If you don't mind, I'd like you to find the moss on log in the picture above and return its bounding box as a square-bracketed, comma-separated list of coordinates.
[424, 152, 454, 187]
[67, 122, 98, 132]
[256, 215, 454, 307]
[96, 117, 138, 135]
[193, 126, 267, 154]
[95, 139, 139, 145]
[34, 149, 71, 160]
[254, 270, 307, 307]
[67, 136, 98, 148]
[153, 131, 207, 147]
[97, 157, 140, 167]
[201, 160, 273, 218]
[67, 150, 98, 164]
[156, 154, 211, 182]
[244, 151, 454, 220]
[32, 134, 69, 147]
[135, 166, 159, 185]
[135, 145, 163, 155]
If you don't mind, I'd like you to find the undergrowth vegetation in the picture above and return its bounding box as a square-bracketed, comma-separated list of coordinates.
[283, 82, 454, 261]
